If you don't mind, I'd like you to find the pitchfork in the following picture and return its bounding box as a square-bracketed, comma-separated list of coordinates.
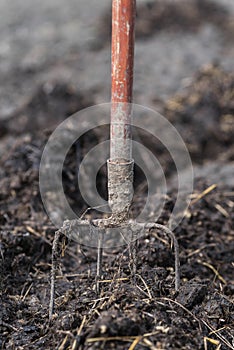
[49, 0, 180, 319]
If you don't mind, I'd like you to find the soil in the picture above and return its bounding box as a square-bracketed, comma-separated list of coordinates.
[0, 1, 234, 349]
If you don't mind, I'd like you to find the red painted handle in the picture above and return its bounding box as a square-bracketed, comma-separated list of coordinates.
[110, 0, 136, 161]
[111, 0, 136, 103]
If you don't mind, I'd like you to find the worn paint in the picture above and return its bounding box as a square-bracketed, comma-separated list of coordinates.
[111, 0, 136, 161]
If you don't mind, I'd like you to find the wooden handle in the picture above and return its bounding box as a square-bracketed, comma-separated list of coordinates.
[110, 0, 136, 161]
[111, 0, 136, 103]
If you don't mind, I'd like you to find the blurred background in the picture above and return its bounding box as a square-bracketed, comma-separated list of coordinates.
[0, 0, 233, 118]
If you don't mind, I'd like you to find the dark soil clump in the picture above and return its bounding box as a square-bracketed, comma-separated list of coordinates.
[164, 64, 234, 163]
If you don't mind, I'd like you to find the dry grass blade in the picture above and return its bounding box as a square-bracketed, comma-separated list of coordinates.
[86, 331, 165, 348]
[58, 335, 69, 350]
[190, 184, 217, 205]
[86, 335, 137, 343]
[198, 260, 227, 284]
[128, 336, 142, 350]
[204, 337, 221, 350]
[214, 203, 229, 217]
[136, 274, 153, 299]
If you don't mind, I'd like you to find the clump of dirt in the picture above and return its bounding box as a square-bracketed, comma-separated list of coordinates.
[135, 0, 234, 39]
[0, 81, 94, 136]
[164, 64, 234, 163]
